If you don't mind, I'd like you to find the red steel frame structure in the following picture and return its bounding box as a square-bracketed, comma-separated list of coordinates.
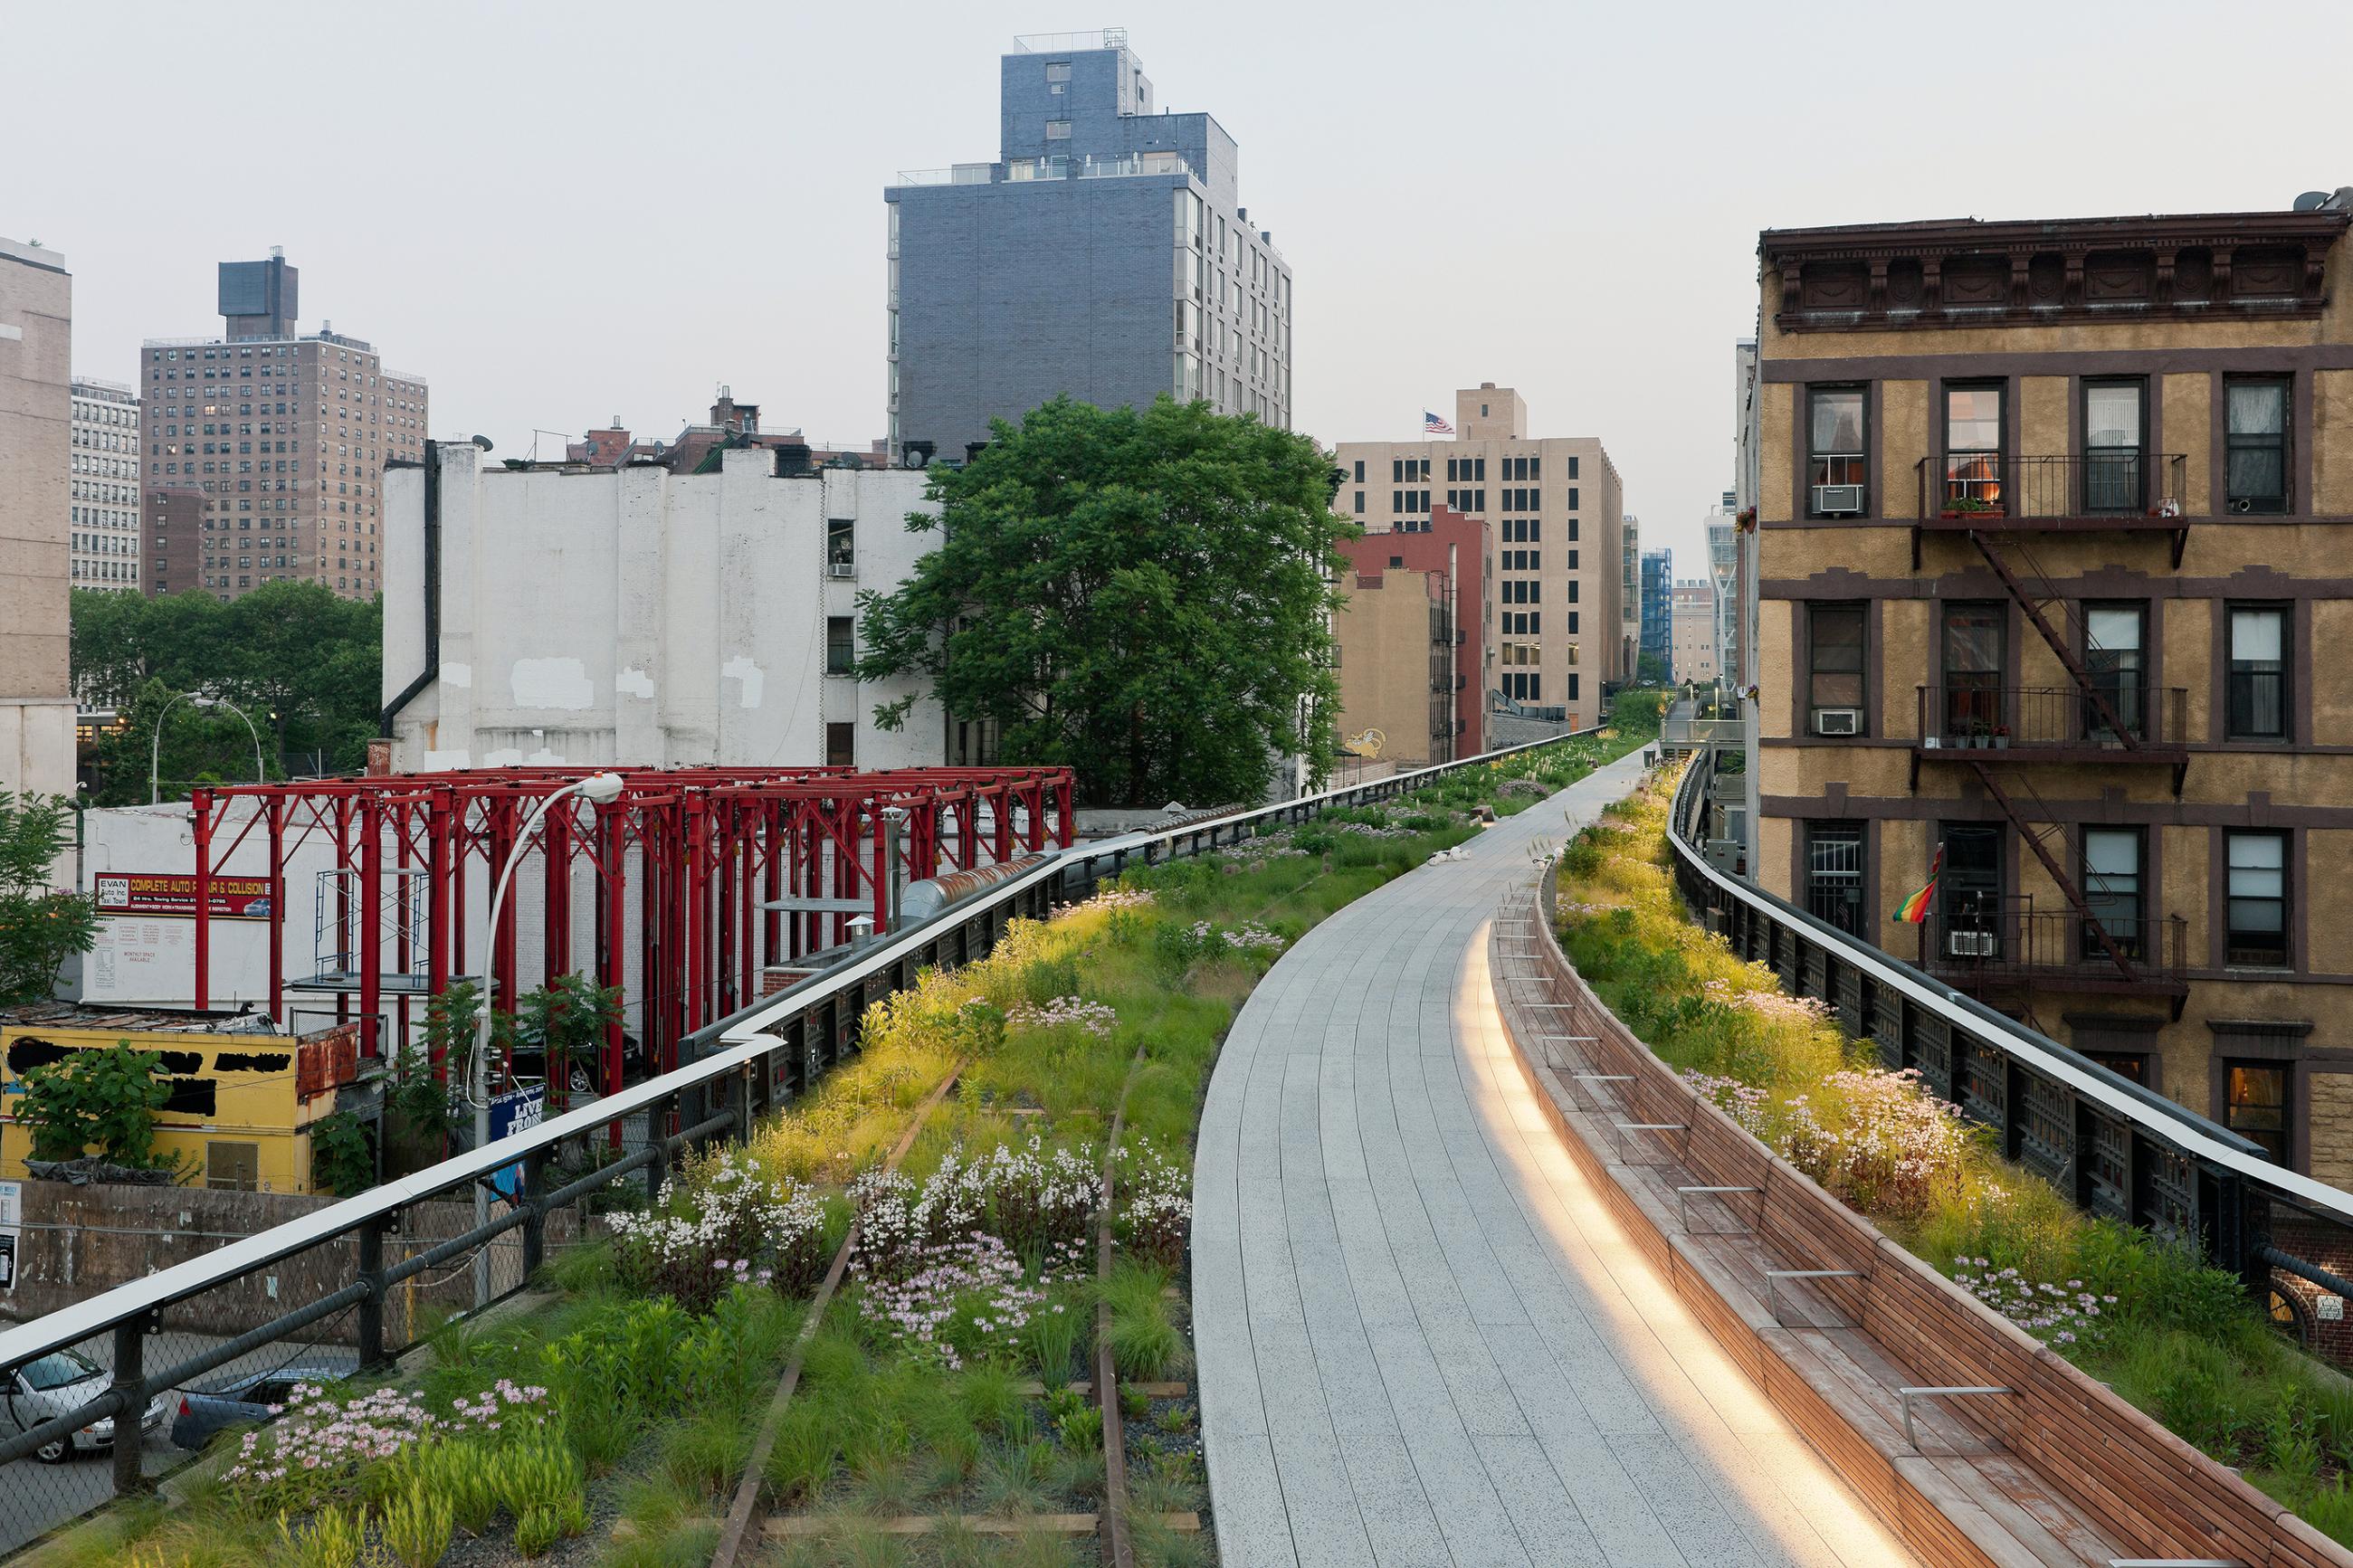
[182, 766, 1073, 1099]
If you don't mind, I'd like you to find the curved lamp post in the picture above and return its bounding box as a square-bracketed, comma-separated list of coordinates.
[149, 692, 267, 803]
[467, 771, 625, 1307]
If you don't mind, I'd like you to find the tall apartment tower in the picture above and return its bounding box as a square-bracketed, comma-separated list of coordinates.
[139, 252, 428, 602]
[70, 380, 140, 592]
[1331, 385, 1625, 732]
[0, 235, 74, 799]
[1752, 193, 2353, 1182]
[886, 30, 1291, 461]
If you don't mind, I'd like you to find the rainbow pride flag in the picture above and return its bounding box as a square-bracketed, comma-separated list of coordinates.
[1896, 841, 1945, 925]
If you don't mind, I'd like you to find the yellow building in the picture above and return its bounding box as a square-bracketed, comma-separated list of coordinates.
[0, 1010, 365, 1193]
[1748, 194, 2353, 1182]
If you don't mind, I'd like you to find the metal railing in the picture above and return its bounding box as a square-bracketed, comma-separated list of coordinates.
[1915, 452, 2186, 522]
[1922, 907, 2190, 993]
[1914, 685, 2188, 750]
[1664, 751, 2353, 1311]
[0, 722, 1608, 1552]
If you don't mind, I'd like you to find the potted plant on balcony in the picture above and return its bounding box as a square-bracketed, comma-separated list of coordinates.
[1941, 495, 2001, 520]
[1969, 717, 1994, 748]
[1993, 723, 2011, 750]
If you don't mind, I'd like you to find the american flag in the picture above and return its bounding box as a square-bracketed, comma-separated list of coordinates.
[1424, 411, 1454, 435]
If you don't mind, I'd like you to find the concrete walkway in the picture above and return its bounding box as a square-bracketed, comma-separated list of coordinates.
[1192, 754, 1918, 1568]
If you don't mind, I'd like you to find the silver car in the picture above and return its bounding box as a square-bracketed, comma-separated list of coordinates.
[5, 1348, 168, 1463]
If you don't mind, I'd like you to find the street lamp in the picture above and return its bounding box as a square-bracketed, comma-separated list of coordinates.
[149, 692, 267, 804]
[466, 771, 625, 1307]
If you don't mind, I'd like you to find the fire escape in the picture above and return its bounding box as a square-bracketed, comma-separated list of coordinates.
[1910, 451, 2191, 1013]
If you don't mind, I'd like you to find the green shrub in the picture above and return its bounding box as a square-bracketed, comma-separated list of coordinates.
[661, 1410, 751, 1498]
[1025, 1299, 1083, 1386]
[273, 1506, 365, 1568]
[379, 1478, 453, 1568]
[495, 1430, 585, 1522]
[513, 1506, 560, 1558]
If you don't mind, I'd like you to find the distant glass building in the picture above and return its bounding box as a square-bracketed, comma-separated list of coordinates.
[1640, 547, 1673, 670]
[884, 29, 1291, 462]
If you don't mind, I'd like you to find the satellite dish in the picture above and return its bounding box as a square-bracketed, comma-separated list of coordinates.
[470, 434, 495, 452]
[2293, 191, 2332, 212]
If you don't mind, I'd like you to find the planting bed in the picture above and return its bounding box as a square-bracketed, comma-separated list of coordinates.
[22, 703, 1657, 1568]
[1556, 768, 2353, 1547]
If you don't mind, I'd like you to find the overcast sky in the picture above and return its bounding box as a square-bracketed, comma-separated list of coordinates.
[5, 0, 2346, 572]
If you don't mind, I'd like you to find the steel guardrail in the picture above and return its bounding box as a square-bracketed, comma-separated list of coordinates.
[1662, 754, 2353, 1236]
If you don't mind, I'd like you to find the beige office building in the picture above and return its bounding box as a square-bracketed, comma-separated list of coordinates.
[0, 236, 75, 800]
[140, 252, 427, 602]
[1671, 578, 1719, 684]
[1331, 385, 1627, 731]
[71, 379, 140, 592]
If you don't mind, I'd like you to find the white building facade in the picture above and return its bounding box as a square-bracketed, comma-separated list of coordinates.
[382, 443, 948, 773]
[70, 378, 140, 591]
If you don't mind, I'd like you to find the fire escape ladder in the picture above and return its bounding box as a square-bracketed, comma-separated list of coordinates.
[1965, 758, 2140, 984]
[1968, 529, 2139, 747]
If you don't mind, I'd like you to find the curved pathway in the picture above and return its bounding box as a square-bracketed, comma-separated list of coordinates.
[1192, 754, 1917, 1568]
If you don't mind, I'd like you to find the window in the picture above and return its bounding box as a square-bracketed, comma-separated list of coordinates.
[1941, 384, 2005, 511]
[827, 517, 855, 574]
[1807, 387, 1866, 511]
[205, 1141, 260, 1192]
[2082, 603, 2146, 739]
[2226, 831, 2289, 967]
[825, 722, 855, 767]
[1941, 823, 2004, 957]
[1045, 61, 1071, 81]
[1044, 119, 1072, 140]
[1806, 603, 1865, 729]
[2082, 380, 2145, 513]
[1353, 490, 1364, 514]
[2224, 1061, 2290, 1164]
[1353, 460, 1364, 482]
[1939, 603, 2003, 741]
[2225, 378, 2290, 514]
[1805, 822, 1865, 935]
[1566, 487, 1579, 509]
[826, 616, 856, 675]
[2081, 827, 2144, 960]
[2227, 605, 2287, 739]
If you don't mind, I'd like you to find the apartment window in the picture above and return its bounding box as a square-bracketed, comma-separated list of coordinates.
[827, 518, 855, 574]
[1806, 603, 1865, 732]
[1353, 460, 1364, 482]
[1941, 823, 2004, 957]
[2226, 605, 2288, 739]
[1807, 386, 1866, 512]
[2225, 831, 2289, 968]
[1567, 457, 1579, 480]
[2224, 1061, 2290, 1164]
[1941, 384, 2005, 511]
[1805, 822, 1865, 935]
[825, 722, 855, 767]
[2082, 603, 2146, 739]
[2082, 380, 2146, 514]
[205, 1141, 260, 1192]
[826, 616, 856, 675]
[1566, 487, 1579, 509]
[1939, 603, 2004, 741]
[2225, 378, 2290, 514]
[1472, 458, 1485, 481]
[1353, 490, 1364, 514]
[1045, 62, 1071, 81]
[1045, 119, 1072, 140]
[2080, 828, 2144, 960]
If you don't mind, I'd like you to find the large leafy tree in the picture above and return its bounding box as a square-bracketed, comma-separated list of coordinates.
[858, 396, 1350, 807]
[71, 583, 383, 803]
[0, 792, 97, 1006]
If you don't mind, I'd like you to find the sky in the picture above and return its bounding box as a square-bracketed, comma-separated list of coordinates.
[5, 0, 2348, 574]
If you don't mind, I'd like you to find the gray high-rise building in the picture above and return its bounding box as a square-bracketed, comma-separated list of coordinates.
[885, 29, 1291, 462]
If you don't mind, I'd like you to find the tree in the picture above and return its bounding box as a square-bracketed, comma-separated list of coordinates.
[856, 396, 1349, 806]
[0, 792, 96, 1007]
[515, 973, 624, 1106]
[71, 584, 384, 803]
[15, 1042, 174, 1168]
[1635, 651, 1670, 685]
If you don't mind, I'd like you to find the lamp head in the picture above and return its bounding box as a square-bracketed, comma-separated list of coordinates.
[577, 772, 626, 804]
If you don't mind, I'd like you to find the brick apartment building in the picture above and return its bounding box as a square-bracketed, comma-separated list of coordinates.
[140, 252, 426, 601]
[1747, 190, 2353, 1183]
[1331, 503, 1489, 765]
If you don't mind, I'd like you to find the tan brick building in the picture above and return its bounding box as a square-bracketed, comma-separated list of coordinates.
[0, 235, 75, 801]
[1748, 192, 2353, 1182]
[1330, 505, 1487, 766]
[1331, 385, 1626, 732]
[139, 253, 427, 602]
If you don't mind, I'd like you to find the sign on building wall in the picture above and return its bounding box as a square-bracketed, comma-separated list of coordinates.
[0, 1179, 20, 1291]
[94, 873, 273, 920]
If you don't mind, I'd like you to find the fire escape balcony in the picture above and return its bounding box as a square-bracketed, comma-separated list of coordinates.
[1913, 686, 2188, 779]
[1912, 453, 2189, 565]
[1926, 905, 2189, 1001]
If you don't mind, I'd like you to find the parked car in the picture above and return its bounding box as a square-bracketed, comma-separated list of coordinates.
[167, 1364, 348, 1452]
[4, 1348, 168, 1463]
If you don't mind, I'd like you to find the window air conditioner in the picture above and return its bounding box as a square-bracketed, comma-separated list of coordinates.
[1947, 930, 1999, 958]
[828, 560, 856, 578]
[1812, 484, 1865, 516]
[1813, 708, 1861, 736]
